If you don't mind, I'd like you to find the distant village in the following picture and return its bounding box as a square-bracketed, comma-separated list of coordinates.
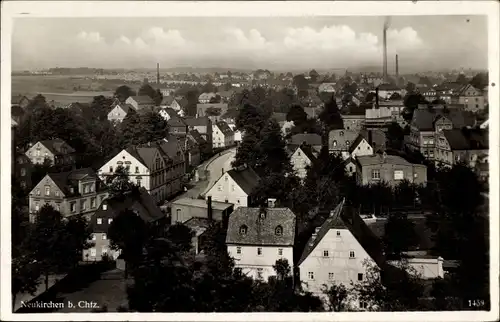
[11, 62, 490, 312]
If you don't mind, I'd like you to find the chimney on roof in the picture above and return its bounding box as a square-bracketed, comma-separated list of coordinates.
[207, 196, 213, 221]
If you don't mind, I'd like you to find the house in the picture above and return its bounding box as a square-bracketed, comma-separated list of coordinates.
[15, 154, 33, 191]
[160, 96, 187, 113]
[125, 95, 155, 110]
[11, 94, 30, 109]
[434, 128, 488, 168]
[83, 188, 165, 261]
[365, 105, 393, 131]
[328, 130, 359, 158]
[25, 138, 76, 166]
[341, 104, 367, 131]
[28, 168, 109, 223]
[198, 92, 218, 104]
[376, 84, 406, 99]
[451, 84, 487, 112]
[98, 138, 185, 204]
[185, 116, 212, 141]
[226, 203, 296, 281]
[348, 134, 374, 159]
[167, 117, 188, 135]
[107, 103, 136, 123]
[290, 144, 318, 180]
[159, 107, 181, 121]
[187, 129, 208, 157]
[355, 152, 427, 187]
[170, 196, 234, 225]
[196, 103, 229, 122]
[407, 106, 473, 160]
[288, 133, 322, 153]
[213, 121, 235, 148]
[318, 83, 336, 93]
[303, 106, 322, 119]
[205, 165, 260, 209]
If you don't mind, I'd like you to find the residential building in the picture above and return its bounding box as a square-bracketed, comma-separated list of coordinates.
[98, 138, 185, 204]
[288, 133, 322, 153]
[341, 105, 367, 131]
[198, 92, 218, 104]
[213, 121, 235, 148]
[125, 95, 155, 110]
[226, 203, 296, 281]
[15, 154, 33, 191]
[11, 94, 30, 109]
[205, 165, 260, 209]
[328, 130, 359, 158]
[355, 152, 427, 187]
[451, 84, 487, 112]
[28, 168, 109, 223]
[318, 83, 336, 93]
[196, 103, 229, 123]
[159, 107, 181, 121]
[187, 129, 208, 159]
[83, 188, 165, 261]
[170, 196, 234, 225]
[167, 117, 189, 135]
[25, 138, 76, 166]
[160, 96, 187, 114]
[434, 128, 488, 168]
[107, 103, 136, 123]
[348, 134, 374, 159]
[290, 144, 318, 180]
[365, 105, 393, 131]
[185, 117, 213, 149]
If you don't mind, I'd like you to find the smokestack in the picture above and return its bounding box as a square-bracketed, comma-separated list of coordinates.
[395, 54, 399, 79]
[157, 63, 160, 85]
[207, 196, 213, 221]
[375, 87, 379, 109]
[383, 17, 390, 82]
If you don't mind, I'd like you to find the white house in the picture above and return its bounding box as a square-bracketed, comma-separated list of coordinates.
[125, 95, 155, 110]
[213, 121, 235, 148]
[290, 145, 318, 180]
[297, 199, 382, 310]
[226, 203, 296, 281]
[198, 92, 217, 103]
[107, 104, 135, 123]
[348, 135, 374, 159]
[98, 139, 185, 203]
[205, 165, 260, 209]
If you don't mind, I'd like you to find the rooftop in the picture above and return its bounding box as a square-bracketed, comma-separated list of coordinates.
[171, 197, 233, 211]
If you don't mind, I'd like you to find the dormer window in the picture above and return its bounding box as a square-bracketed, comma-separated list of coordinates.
[275, 225, 283, 236]
[239, 225, 248, 235]
[340, 131, 344, 136]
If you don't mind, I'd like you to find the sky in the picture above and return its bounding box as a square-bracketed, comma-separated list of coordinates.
[11, 16, 487, 72]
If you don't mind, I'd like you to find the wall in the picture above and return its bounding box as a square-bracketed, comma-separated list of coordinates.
[26, 142, 56, 165]
[291, 148, 312, 179]
[107, 106, 127, 122]
[341, 116, 365, 132]
[358, 162, 427, 187]
[206, 173, 249, 208]
[351, 139, 373, 159]
[82, 232, 120, 262]
[388, 257, 444, 279]
[170, 203, 225, 224]
[299, 228, 377, 295]
[99, 149, 151, 191]
[228, 245, 294, 281]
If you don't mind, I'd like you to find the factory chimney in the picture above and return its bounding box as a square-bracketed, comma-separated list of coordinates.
[383, 17, 390, 82]
[157, 63, 160, 85]
[395, 54, 399, 79]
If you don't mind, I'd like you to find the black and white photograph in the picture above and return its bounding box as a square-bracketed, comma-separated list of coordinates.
[1, 1, 498, 321]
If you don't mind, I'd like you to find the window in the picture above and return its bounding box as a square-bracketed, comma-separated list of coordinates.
[231, 184, 235, 191]
[36, 189, 40, 196]
[135, 166, 139, 173]
[102, 233, 107, 240]
[236, 247, 241, 254]
[45, 186, 50, 196]
[108, 218, 113, 225]
[257, 248, 262, 256]
[239, 225, 247, 235]
[97, 218, 103, 225]
[102, 247, 108, 255]
[55, 191, 59, 197]
[70, 202, 76, 212]
[92, 234, 96, 241]
[333, 140, 337, 147]
[225, 175, 228, 181]
[278, 248, 283, 256]
[217, 184, 222, 191]
[414, 173, 418, 179]
[109, 166, 113, 173]
[323, 250, 329, 257]
[349, 166, 353, 172]
[90, 248, 96, 257]
[394, 170, 404, 180]
[137, 179, 141, 186]
[329, 272, 334, 280]
[257, 268, 263, 279]
[336, 231, 341, 236]
[20, 168, 26, 176]
[360, 301, 368, 309]
[358, 273, 363, 281]
[35, 203, 40, 212]
[346, 140, 350, 146]
[81, 200, 86, 210]
[349, 251, 355, 258]
[308, 272, 314, 280]
[371, 169, 380, 180]
[91, 197, 96, 208]
[275, 226, 283, 236]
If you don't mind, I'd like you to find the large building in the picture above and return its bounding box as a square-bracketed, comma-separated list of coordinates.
[25, 139, 76, 166]
[212, 121, 235, 148]
[29, 168, 109, 222]
[226, 203, 296, 281]
[434, 128, 488, 168]
[451, 84, 488, 112]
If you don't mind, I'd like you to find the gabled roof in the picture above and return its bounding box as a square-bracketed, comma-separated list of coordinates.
[115, 103, 135, 113]
[91, 188, 164, 233]
[11, 94, 29, 105]
[221, 108, 239, 120]
[160, 107, 179, 119]
[185, 116, 211, 127]
[161, 95, 175, 106]
[328, 129, 359, 150]
[225, 207, 296, 246]
[38, 138, 76, 155]
[188, 129, 207, 145]
[290, 133, 322, 147]
[215, 121, 233, 135]
[156, 138, 182, 159]
[47, 168, 99, 196]
[303, 106, 321, 118]
[298, 199, 385, 269]
[294, 144, 317, 163]
[129, 95, 155, 105]
[356, 153, 414, 167]
[167, 116, 187, 128]
[348, 134, 369, 154]
[411, 108, 470, 131]
[226, 166, 260, 195]
[442, 128, 488, 150]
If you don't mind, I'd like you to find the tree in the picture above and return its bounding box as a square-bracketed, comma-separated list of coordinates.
[319, 97, 344, 131]
[12, 255, 41, 309]
[286, 104, 308, 126]
[114, 85, 136, 102]
[469, 72, 488, 89]
[405, 82, 416, 93]
[389, 92, 402, 100]
[386, 121, 405, 150]
[119, 110, 142, 146]
[456, 73, 468, 85]
[273, 259, 292, 281]
[293, 74, 309, 99]
[209, 95, 222, 104]
[322, 282, 349, 311]
[365, 91, 377, 102]
[139, 111, 169, 143]
[383, 212, 418, 259]
[164, 223, 194, 253]
[106, 165, 137, 198]
[402, 93, 428, 123]
[89, 95, 115, 121]
[201, 82, 218, 93]
[108, 208, 148, 278]
[257, 119, 293, 175]
[309, 69, 320, 82]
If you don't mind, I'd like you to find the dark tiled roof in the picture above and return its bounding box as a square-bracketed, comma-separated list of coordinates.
[125, 146, 159, 170]
[196, 103, 229, 115]
[290, 133, 322, 147]
[328, 129, 359, 151]
[161, 108, 179, 119]
[11, 105, 26, 117]
[167, 117, 187, 128]
[183, 217, 212, 230]
[221, 108, 239, 120]
[225, 207, 296, 246]
[188, 129, 207, 145]
[185, 116, 211, 127]
[91, 188, 164, 233]
[348, 134, 366, 154]
[161, 95, 175, 105]
[296, 144, 318, 163]
[443, 129, 489, 150]
[359, 129, 386, 150]
[227, 166, 260, 195]
[129, 95, 155, 105]
[215, 121, 233, 135]
[356, 153, 414, 167]
[48, 168, 99, 196]
[117, 104, 135, 113]
[411, 108, 469, 131]
[39, 138, 76, 155]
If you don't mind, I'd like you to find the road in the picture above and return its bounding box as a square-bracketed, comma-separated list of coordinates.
[201, 148, 236, 196]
